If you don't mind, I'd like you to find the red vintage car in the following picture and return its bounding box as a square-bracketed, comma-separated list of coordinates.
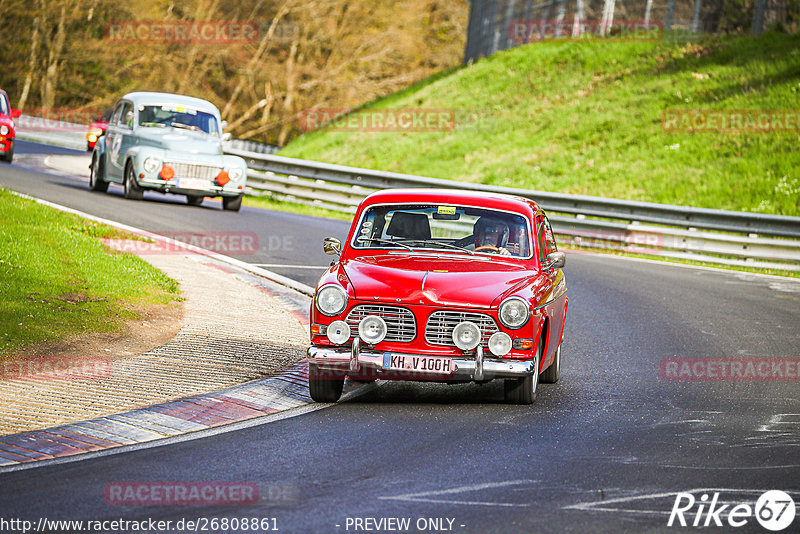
[86, 108, 113, 151]
[0, 89, 22, 163]
[307, 189, 568, 404]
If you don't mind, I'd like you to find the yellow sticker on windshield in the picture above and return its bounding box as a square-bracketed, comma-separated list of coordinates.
[437, 206, 456, 215]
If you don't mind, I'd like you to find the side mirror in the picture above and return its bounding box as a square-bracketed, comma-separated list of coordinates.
[546, 252, 566, 270]
[11, 109, 21, 119]
[222, 132, 232, 142]
[323, 237, 342, 256]
[221, 120, 228, 130]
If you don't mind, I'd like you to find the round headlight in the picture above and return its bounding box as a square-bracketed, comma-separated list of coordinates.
[0, 125, 8, 136]
[229, 167, 244, 181]
[326, 320, 351, 345]
[315, 285, 348, 317]
[143, 156, 161, 174]
[358, 315, 387, 345]
[498, 297, 530, 329]
[488, 332, 512, 356]
[452, 321, 481, 351]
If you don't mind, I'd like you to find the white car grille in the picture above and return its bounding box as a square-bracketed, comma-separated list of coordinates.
[346, 305, 416, 343]
[425, 310, 499, 347]
[166, 162, 222, 181]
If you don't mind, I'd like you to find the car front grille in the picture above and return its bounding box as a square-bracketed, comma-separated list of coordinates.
[425, 310, 499, 347]
[346, 305, 416, 343]
[166, 162, 222, 181]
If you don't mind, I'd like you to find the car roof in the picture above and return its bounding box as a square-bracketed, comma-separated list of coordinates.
[360, 188, 541, 216]
[119, 92, 220, 116]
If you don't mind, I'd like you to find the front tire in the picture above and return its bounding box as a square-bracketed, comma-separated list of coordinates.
[504, 338, 542, 405]
[89, 152, 109, 192]
[123, 161, 143, 200]
[222, 194, 243, 212]
[308, 365, 345, 403]
[540, 343, 561, 384]
[1, 140, 13, 163]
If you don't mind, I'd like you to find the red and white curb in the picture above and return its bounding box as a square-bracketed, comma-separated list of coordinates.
[0, 193, 357, 472]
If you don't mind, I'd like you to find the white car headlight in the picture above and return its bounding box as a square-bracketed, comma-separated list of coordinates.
[143, 156, 162, 174]
[452, 321, 481, 351]
[358, 315, 387, 345]
[229, 167, 244, 181]
[488, 332, 512, 356]
[326, 320, 351, 345]
[315, 285, 348, 317]
[498, 297, 530, 329]
[0, 125, 8, 136]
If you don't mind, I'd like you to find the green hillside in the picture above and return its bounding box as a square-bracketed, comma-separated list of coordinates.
[281, 32, 800, 216]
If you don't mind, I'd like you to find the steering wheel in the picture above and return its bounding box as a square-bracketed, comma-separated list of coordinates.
[474, 245, 500, 253]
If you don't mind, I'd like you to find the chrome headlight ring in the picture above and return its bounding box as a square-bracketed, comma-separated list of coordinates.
[143, 156, 162, 174]
[498, 296, 530, 329]
[315, 284, 348, 317]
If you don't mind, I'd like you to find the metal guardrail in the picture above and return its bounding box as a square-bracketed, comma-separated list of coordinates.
[226, 147, 800, 272]
[11, 124, 799, 271]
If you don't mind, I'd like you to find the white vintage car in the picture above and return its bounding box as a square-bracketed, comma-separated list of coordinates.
[89, 92, 248, 211]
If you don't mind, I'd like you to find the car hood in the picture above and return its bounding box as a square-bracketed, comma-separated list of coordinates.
[343, 255, 536, 309]
[135, 128, 222, 155]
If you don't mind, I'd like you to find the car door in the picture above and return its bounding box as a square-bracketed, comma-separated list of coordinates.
[105, 100, 134, 182]
[541, 212, 567, 360]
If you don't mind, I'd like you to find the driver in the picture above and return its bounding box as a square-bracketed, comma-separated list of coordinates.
[473, 216, 511, 255]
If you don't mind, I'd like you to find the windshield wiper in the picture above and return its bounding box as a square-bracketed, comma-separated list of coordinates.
[139, 122, 167, 128]
[355, 238, 413, 251]
[397, 239, 475, 255]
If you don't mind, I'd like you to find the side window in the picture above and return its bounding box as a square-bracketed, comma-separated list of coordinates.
[544, 215, 558, 254]
[114, 102, 133, 128]
[536, 215, 547, 264]
[111, 103, 125, 125]
[121, 103, 134, 128]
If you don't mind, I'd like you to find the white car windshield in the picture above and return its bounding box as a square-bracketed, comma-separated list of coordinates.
[137, 105, 219, 135]
[352, 204, 532, 258]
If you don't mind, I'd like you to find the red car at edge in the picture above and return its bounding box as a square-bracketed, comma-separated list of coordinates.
[0, 89, 22, 163]
[307, 188, 568, 404]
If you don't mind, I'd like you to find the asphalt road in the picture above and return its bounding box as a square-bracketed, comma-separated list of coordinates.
[1, 141, 799, 533]
[3, 141, 348, 287]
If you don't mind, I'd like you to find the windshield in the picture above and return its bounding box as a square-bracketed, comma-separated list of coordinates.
[137, 104, 220, 135]
[352, 204, 532, 258]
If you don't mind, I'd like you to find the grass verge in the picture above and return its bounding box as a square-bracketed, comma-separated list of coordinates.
[0, 189, 181, 357]
[281, 31, 800, 217]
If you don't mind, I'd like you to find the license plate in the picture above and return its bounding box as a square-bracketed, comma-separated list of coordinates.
[382, 354, 454, 375]
[177, 178, 209, 190]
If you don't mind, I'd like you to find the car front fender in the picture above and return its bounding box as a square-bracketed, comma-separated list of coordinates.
[124, 146, 167, 173]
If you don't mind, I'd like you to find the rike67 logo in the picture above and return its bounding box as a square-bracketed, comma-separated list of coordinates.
[668, 490, 796, 531]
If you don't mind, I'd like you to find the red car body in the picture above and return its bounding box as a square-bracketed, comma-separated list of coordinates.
[86, 108, 113, 151]
[307, 188, 568, 404]
[0, 89, 21, 163]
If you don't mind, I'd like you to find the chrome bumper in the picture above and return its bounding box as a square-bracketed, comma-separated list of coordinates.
[307, 341, 535, 382]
